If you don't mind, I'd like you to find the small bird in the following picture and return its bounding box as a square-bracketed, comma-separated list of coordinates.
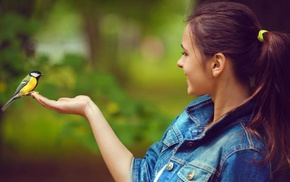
[1, 70, 43, 112]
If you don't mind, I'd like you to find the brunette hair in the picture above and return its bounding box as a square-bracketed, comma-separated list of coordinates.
[187, 2, 290, 171]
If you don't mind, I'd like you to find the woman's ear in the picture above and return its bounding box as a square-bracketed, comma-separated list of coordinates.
[211, 53, 226, 78]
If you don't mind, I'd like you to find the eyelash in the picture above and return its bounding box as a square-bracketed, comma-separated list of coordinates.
[181, 51, 188, 56]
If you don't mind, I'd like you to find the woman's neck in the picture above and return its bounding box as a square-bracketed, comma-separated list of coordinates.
[210, 80, 250, 124]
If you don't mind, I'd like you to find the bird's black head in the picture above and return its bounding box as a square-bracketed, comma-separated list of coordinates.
[29, 70, 44, 79]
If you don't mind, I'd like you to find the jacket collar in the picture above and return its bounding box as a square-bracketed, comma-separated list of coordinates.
[186, 94, 255, 140]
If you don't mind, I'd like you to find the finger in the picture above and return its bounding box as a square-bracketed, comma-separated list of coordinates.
[32, 93, 48, 104]
[31, 92, 41, 99]
[31, 92, 49, 103]
[31, 93, 58, 108]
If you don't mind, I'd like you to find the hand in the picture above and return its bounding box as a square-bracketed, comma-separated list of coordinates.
[31, 92, 92, 117]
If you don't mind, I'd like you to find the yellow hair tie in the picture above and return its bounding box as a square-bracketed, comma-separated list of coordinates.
[257, 30, 268, 42]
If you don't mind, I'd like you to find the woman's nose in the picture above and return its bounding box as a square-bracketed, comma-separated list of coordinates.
[177, 58, 183, 68]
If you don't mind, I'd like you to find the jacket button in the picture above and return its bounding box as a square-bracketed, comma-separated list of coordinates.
[166, 162, 174, 171]
[187, 142, 194, 147]
[187, 171, 195, 180]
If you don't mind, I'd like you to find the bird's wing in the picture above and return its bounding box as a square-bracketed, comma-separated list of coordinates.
[12, 75, 31, 96]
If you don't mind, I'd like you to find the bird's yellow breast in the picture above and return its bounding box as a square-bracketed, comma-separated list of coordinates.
[19, 77, 37, 95]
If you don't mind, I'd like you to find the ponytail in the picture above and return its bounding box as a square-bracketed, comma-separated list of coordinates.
[250, 31, 290, 171]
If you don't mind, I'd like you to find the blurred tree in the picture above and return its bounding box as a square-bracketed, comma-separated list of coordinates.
[56, 0, 186, 85]
[63, 0, 160, 82]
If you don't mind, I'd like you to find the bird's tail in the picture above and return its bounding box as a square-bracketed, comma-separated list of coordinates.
[1, 95, 19, 112]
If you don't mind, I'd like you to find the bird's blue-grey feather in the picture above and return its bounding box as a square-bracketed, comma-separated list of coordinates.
[12, 75, 30, 96]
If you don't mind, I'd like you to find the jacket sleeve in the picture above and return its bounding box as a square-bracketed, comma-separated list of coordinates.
[131, 141, 163, 182]
[130, 116, 179, 182]
[218, 149, 271, 182]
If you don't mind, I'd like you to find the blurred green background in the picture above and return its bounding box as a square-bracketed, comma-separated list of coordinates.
[1, 0, 290, 181]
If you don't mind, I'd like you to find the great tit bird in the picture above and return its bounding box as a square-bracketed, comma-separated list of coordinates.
[1, 70, 43, 112]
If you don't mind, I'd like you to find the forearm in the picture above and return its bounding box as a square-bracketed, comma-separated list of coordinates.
[85, 100, 133, 182]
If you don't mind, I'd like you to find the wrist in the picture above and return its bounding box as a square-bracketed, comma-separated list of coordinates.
[83, 97, 100, 120]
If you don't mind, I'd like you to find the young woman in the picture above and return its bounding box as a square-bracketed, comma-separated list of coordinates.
[32, 2, 290, 181]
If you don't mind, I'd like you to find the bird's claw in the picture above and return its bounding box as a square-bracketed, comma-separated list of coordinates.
[27, 91, 38, 96]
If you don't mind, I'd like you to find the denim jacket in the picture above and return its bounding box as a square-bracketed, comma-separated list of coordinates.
[131, 95, 271, 182]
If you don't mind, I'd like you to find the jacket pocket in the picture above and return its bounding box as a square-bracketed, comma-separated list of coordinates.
[177, 165, 213, 182]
